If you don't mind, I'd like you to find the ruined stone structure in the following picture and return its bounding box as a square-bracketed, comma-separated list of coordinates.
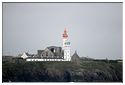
[25, 28, 71, 61]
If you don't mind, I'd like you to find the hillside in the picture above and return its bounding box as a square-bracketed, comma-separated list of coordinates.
[2, 57, 122, 82]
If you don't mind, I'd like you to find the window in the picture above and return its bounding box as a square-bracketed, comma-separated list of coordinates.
[54, 49, 55, 53]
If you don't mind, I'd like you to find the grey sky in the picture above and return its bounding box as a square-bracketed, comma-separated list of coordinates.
[3, 3, 122, 59]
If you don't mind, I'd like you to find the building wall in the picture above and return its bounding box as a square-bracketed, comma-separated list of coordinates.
[26, 58, 69, 61]
[39, 47, 64, 59]
[37, 50, 44, 57]
[63, 38, 71, 61]
[41, 49, 54, 59]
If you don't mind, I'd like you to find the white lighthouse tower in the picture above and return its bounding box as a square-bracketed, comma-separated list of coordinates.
[62, 28, 71, 61]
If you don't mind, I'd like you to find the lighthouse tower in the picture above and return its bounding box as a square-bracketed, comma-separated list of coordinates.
[62, 28, 71, 61]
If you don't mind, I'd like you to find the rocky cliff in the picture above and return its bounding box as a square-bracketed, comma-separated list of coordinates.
[2, 58, 122, 82]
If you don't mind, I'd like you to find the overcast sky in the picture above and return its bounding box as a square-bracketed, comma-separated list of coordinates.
[3, 3, 122, 59]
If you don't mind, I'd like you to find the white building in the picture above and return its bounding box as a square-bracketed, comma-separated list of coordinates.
[21, 52, 29, 59]
[62, 29, 71, 61]
[21, 52, 34, 59]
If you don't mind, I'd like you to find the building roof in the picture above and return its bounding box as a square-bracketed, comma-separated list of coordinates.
[62, 29, 68, 38]
[47, 46, 61, 49]
[71, 51, 80, 62]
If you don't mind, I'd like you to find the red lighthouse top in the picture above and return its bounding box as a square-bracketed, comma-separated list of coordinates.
[62, 28, 68, 38]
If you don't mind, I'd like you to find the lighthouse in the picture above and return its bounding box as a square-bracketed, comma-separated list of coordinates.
[62, 28, 71, 61]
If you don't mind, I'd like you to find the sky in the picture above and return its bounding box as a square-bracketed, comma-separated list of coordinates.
[3, 3, 122, 59]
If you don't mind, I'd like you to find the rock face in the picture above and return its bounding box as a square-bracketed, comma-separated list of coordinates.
[2, 57, 122, 82]
[68, 69, 118, 82]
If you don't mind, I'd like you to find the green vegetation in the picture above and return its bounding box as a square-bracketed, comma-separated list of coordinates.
[2, 58, 122, 82]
